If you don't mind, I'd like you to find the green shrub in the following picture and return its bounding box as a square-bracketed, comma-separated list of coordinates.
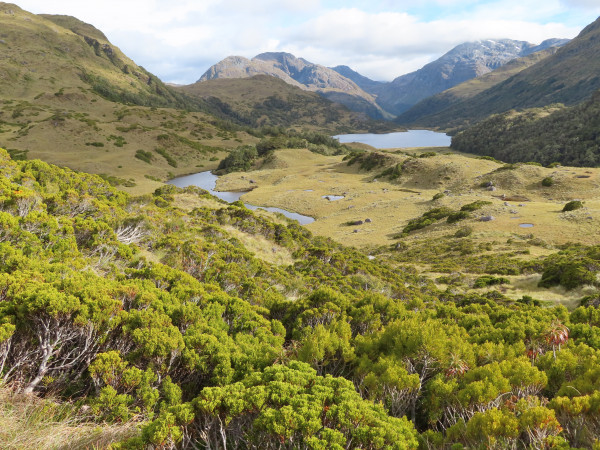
[154, 147, 178, 167]
[563, 201, 584, 212]
[135, 150, 153, 164]
[379, 163, 403, 180]
[473, 275, 509, 288]
[432, 192, 445, 201]
[217, 145, 258, 173]
[108, 135, 127, 147]
[455, 226, 473, 238]
[476, 155, 502, 164]
[447, 211, 470, 224]
[541, 177, 554, 187]
[539, 261, 596, 289]
[99, 174, 136, 187]
[493, 163, 518, 172]
[460, 201, 492, 212]
[402, 207, 453, 235]
[6, 149, 28, 160]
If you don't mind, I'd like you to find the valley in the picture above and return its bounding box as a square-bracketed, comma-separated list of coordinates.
[1, 2, 600, 449]
[211, 145, 600, 307]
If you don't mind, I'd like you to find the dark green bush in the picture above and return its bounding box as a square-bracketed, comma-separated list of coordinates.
[379, 163, 403, 180]
[154, 147, 178, 167]
[135, 150, 153, 164]
[447, 211, 470, 224]
[541, 177, 554, 187]
[402, 207, 453, 235]
[460, 201, 492, 212]
[563, 201, 584, 212]
[217, 145, 258, 173]
[473, 275, 509, 288]
[455, 226, 473, 238]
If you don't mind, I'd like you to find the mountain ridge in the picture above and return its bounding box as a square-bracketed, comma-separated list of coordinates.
[200, 39, 568, 120]
[398, 17, 600, 130]
[199, 52, 391, 119]
[373, 38, 569, 116]
[176, 74, 387, 133]
[329, 65, 384, 92]
[395, 47, 562, 126]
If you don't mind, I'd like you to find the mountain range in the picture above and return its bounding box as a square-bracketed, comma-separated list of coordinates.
[371, 38, 568, 116]
[199, 39, 568, 119]
[399, 15, 600, 130]
[394, 47, 561, 126]
[1, 0, 599, 178]
[198, 52, 390, 119]
[0, 2, 380, 192]
[4, 4, 600, 449]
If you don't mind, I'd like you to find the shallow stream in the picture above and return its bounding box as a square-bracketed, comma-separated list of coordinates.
[168, 171, 315, 225]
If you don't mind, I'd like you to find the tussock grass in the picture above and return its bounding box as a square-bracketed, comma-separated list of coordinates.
[505, 274, 597, 310]
[223, 225, 295, 266]
[0, 385, 138, 449]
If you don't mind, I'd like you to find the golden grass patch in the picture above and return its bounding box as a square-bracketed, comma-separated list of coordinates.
[214, 149, 600, 249]
[222, 225, 295, 267]
[0, 385, 139, 449]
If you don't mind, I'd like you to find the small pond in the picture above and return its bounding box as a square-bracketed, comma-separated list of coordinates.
[519, 223, 535, 228]
[334, 130, 451, 149]
[323, 195, 345, 201]
[168, 171, 315, 225]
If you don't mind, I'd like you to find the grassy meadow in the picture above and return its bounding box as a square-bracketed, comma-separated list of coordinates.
[215, 146, 600, 306]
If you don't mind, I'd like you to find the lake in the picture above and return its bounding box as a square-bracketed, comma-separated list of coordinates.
[334, 130, 451, 148]
[168, 171, 315, 225]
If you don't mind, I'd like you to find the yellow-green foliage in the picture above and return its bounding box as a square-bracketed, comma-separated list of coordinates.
[1, 148, 600, 448]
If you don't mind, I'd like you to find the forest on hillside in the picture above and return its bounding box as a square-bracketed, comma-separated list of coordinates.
[1, 148, 600, 448]
[451, 90, 600, 167]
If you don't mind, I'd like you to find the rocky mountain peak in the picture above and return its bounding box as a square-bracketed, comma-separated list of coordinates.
[373, 38, 569, 115]
[197, 52, 392, 119]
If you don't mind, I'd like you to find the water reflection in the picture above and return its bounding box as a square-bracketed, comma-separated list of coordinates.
[334, 130, 451, 149]
[168, 171, 315, 225]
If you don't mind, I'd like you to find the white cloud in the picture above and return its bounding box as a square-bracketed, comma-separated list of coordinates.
[12, 0, 600, 83]
[559, 0, 600, 10]
[279, 7, 581, 80]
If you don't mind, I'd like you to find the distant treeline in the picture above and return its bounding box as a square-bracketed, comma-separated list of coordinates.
[451, 90, 600, 166]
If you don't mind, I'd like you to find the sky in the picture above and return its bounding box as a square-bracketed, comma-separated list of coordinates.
[14, 0, 600, 84]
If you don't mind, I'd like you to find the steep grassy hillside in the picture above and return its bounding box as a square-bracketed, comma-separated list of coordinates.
[396, 48, 559, 127]
[403, 16, 600, 130]
[0, 4, 201, 109]
[0, 3, 264, 192]
[451, 90, 600, 166]
[0, 4, 380, 194]
[176, 75, 390, 133]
